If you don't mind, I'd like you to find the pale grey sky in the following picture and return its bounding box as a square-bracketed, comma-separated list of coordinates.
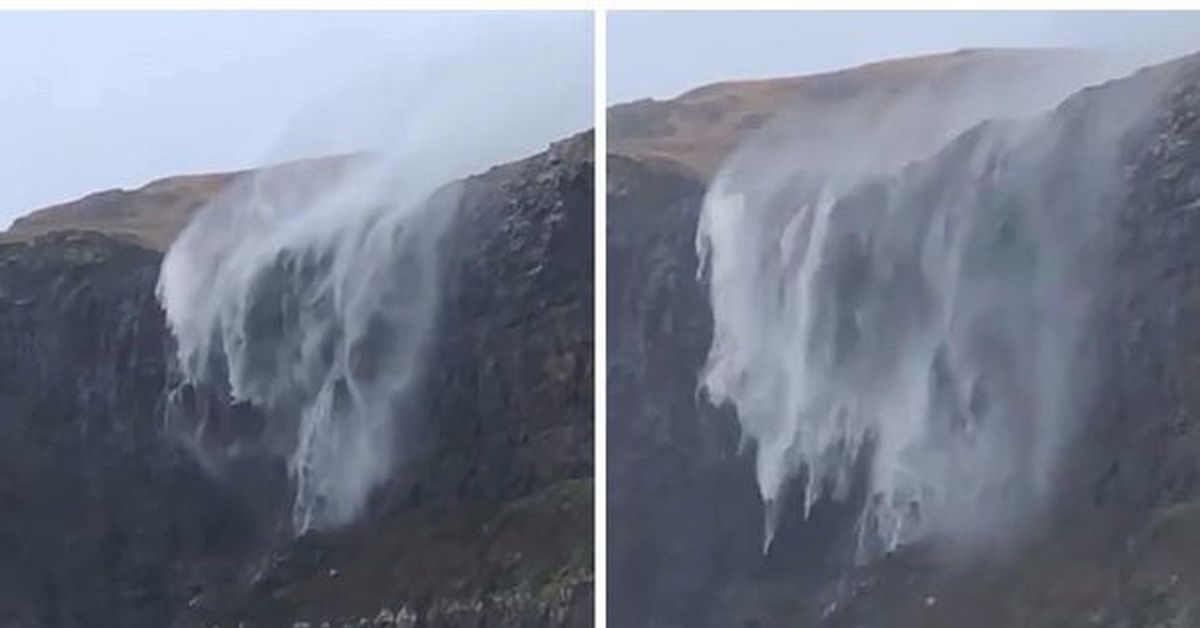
[0, 11, 592, 228]
[609, 11, 1200, 104]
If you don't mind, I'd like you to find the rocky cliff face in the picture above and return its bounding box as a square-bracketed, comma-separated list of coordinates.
[607, 155, 762, 627]
[608, 52, 1200, 627]
[0, 134, 593, 628]
[0, 231, 266, 628]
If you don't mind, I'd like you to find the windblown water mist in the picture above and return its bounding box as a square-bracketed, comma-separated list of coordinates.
[697, 53, 1179, 557]
[156, 21, 590, 533]
[159, 159, 456, 532]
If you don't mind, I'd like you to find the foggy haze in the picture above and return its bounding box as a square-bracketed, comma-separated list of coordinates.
[609, 11, 1200, 104]
[0, 11, 591, 229]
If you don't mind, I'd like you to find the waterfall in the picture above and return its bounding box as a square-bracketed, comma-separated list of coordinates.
[158, 158, 457, 532]
[697, 56, 1170, 557]
[152, 24, 589, 533]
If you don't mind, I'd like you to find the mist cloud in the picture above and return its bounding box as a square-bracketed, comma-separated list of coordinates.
[157, 14, 591, 531]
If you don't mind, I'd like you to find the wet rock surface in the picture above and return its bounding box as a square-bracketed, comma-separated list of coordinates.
[0, 134, 593, 627]
[0, 231, 271, 628]
[607, 154, 764, 627]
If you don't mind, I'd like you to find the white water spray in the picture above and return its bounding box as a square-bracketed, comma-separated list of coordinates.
[159, 157, 456, 531]
[156, 17, 591, 532]
[697, 51, 1172, 556]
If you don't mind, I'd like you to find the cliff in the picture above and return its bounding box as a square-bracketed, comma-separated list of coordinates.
[608, 50, 1200, 627]
[0, 134, 593, 627]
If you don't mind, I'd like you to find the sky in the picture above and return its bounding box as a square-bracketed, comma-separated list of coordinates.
[609, 11, 1200, 104]
[8, 12, 1200, 229]
[0, 11, 592, 229]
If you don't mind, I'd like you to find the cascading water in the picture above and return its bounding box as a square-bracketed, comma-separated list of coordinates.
[158, 159, 458, 532]
[151, 20, 590, 534]
[697, 55, 1176, 557]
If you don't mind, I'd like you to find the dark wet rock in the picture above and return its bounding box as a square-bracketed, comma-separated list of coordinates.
[606, 154, 765, 627]
[0, 230, 271, 628]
